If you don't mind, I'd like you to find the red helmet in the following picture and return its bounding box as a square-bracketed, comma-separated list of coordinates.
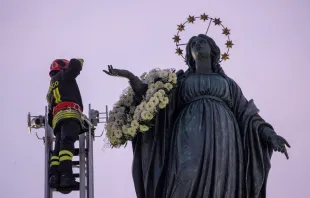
[49, 59, 69, 76]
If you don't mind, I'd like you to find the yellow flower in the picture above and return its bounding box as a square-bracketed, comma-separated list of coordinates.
[127, 127, 136, 137]
[139, 125, 149, 132]
[164, 83, 173, 90]
[131, 120, 139, 128]
[158, 102, 167, 109]
[160, 97, 169, 104]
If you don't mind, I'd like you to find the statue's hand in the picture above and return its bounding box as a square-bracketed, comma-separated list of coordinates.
[268, 134, 291, 159]
[103, 65, 134, 79]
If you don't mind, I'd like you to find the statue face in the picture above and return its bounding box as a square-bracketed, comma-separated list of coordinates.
[190, 37, 211, 60]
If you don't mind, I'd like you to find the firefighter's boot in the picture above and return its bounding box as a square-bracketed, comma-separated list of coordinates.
[49, 155, 60, 188]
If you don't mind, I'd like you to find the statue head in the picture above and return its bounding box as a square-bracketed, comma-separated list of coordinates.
[185, 34, 225, 75]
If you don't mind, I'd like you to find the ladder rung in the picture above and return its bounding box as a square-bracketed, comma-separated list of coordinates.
[73, 173, 79, 178]
[72, 161, 79, 165]
[74, 148, 88, 156]
[74, 149, 79, 156]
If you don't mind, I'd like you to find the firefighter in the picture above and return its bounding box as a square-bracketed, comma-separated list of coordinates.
[46, 58, 84, 189]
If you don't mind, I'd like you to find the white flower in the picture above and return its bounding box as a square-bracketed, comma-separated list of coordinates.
[129, 106, 136, 114]
[168, 73, 177, 84]
[160, 97, 169, 104]
[145, 102, 156, 112]
[123, 97, 133, 107]
[105, 129, 113, 139]
[158, 70, 168, 78]
[141, 111, 148, 120]
[131, 120, 139, 129]
[158, 102, 167, 109]
[122, 125, 128, 133]
[147, 88, 157, 95]
[140, 101, 147, 109]
[149, 83, 157, 90]
[109, 136, 118, 145]
[155, 81, 164, 88]
[139, 125, 149, 132]
[135, 105, 142, 112]
[149, 96, 159, 105]
[114, 106, 126, 113]
[164, 83, 173, 91]
[145, 92, 153, 101]
[172, 78, 177, 84]
[133, 114, 140, 121]
[141, 111, 153, 120]
[158, 89, 166, 95]
[127, 127, 136, 137]
[106, 68, 177, 147]
[154, 91, 163, 99]
[114, 129, 122, 138]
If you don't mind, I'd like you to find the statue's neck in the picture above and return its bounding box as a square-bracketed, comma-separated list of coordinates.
[195, 59, 212, 74]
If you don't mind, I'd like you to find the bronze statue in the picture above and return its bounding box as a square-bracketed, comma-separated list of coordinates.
[103, 14, 290, 198]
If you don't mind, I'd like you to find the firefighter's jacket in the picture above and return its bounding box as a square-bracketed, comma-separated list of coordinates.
[46, 59, 84, 129]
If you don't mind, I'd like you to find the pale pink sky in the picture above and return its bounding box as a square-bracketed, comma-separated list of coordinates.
[1, 0, 309, 197]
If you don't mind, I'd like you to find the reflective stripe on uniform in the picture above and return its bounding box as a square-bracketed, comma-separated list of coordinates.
[52, 109, 82, 129]
[50, 155, 60, 167]
[59, 150, 73, 157]
[50, 161, 59, 167]
[51, 156, 59, 160]
[59, 150, 74, 162]
[60, 156, 72, 161]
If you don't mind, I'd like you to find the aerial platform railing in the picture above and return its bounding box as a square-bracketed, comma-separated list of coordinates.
[27, 104, 108, 198]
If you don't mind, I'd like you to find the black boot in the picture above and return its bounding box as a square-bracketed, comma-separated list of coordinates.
[59, 173, 79, 188]
[49, 174, 60, 189]
[48, 164, 60, 188]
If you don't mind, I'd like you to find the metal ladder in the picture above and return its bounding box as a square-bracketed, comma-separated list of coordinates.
[27, 104, 108, 198]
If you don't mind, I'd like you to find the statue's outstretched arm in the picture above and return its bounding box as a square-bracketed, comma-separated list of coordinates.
[103, 65, 148, 102]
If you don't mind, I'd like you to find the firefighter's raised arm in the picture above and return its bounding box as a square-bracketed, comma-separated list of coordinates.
[62, 58, 84, 80]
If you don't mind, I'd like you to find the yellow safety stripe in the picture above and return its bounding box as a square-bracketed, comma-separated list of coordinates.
[50, 161, 59, 167]
[52, 109, 82, 129]
[51, 156, 59, 160]
[59, 150, 73, 157]
[60, 156, 72, 162]
[53, 88, 62, 104]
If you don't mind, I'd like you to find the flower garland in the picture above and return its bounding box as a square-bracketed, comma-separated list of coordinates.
[104, 68, 177, 148]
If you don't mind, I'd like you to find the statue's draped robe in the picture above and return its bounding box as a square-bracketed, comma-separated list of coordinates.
[131, 70, 273, 198]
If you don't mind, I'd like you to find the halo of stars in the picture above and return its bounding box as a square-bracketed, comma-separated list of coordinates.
[173, 13, 234, 62]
